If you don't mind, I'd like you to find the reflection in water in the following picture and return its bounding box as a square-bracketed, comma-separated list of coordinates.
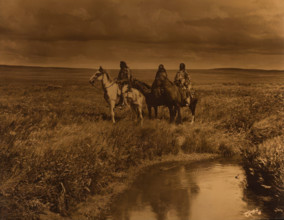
[107, 160, 273, 220]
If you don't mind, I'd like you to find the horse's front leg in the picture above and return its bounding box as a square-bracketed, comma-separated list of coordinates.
[176, 106, 182, 124]
[191, 115, 195, 124]
[138, 106, 143, 126]
[168, 106, 175, 123]
[123, 95, 130, 108]
[154, 106, 158, 118]
[189, 104, 195, 124]
[131, 105, 137, 121]
[147, 105, 152, 119]
[189, 98, 197, 124]
[110, 100, 116, 123]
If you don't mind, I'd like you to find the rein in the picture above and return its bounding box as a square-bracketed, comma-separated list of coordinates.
[105, 81, 116, 89]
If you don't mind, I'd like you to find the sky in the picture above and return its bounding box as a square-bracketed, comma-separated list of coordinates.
[0, 0, 283, 69]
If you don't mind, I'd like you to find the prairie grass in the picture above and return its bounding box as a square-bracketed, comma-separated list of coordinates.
[0, 65, 283, 218]
[242, 136, 284, 195]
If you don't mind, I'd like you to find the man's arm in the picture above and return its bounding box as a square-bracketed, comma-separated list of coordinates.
[127, 68, 133, 82]
[185, 71, 191, 81]
[117, 69, 122, 80]
[174, 72, 180, 82]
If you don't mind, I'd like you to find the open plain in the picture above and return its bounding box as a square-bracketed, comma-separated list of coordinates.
[0, 65, 283, 219]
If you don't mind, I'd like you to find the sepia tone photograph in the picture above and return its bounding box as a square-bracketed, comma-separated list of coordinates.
[0, 0, 283, 219]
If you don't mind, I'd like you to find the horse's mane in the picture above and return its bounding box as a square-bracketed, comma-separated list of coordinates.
[99, 67, 112, 81]
[133, 78, 151, 89]
[132, 79, 151, 95]
[164, 78, 175, 86]
[104, 71, 111, 81]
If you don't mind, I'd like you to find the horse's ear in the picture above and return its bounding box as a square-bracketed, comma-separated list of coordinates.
[99, 66, 103, 72]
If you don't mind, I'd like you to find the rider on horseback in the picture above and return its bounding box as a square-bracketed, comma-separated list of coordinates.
[155, 64, 168, 81]
[174, 63, 192, 106]
[117, 61, 133, 107]
[151, 64, 168, 97]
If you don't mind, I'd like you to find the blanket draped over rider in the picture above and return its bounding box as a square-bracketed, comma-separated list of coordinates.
[151, 64, 168, 97]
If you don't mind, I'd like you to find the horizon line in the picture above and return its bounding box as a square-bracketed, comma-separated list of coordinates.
[0, 64, 283, 72]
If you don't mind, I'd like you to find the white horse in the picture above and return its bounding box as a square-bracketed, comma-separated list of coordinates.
[122, 84, 145, 126]
[89, 67, 120, 123]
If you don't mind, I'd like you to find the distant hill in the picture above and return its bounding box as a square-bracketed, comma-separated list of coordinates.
[1, 64, 283, 85]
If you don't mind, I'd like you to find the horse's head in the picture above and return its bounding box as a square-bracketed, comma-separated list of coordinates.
[89, 67, 105, 85]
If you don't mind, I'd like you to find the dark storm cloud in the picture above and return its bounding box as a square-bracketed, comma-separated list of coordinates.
[0, 0, 283, 68]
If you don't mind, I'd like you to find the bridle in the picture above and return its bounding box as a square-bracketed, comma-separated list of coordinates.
[93, 71, 116, 89]
[101, 72, 116, 89]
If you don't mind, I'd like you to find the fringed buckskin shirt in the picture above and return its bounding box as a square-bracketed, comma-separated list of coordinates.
[174, 70, 191, 88]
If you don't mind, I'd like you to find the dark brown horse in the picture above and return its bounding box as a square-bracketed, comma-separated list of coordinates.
[132, 79, 198, 123]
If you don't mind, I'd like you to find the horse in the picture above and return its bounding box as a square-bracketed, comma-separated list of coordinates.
[132, 78, 197, 124]
[161, 78, 197, 124]
[89, 67, 121, 123]
[121, 84, 145, 126]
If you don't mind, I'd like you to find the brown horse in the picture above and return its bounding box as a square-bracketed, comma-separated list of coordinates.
[161, 78, 197, 123]
[132, 79, 197, 123]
